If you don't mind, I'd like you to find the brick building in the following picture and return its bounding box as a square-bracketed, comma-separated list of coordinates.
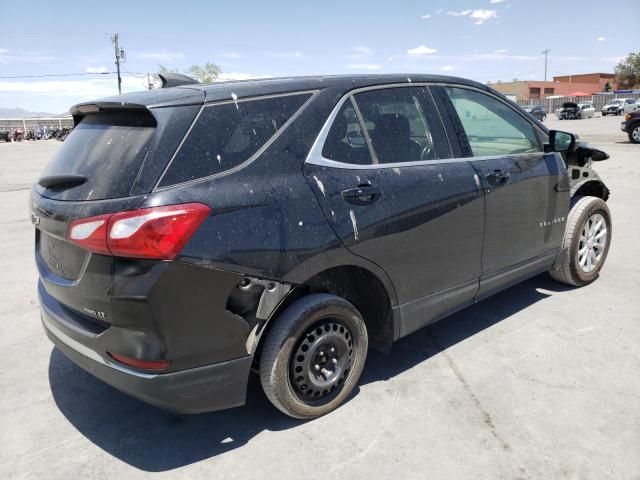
[488, 73, 616, 101]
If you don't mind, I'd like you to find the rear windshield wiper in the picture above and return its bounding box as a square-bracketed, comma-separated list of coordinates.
[38, 174, 87, 189]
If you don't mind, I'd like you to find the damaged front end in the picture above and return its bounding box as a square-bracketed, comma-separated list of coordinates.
[547, 130, 610, 201]
[563, 138, 610, 200]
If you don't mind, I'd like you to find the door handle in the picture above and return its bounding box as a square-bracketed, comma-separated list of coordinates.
[484, 170, 510, 184]
[342, 185, 381, 205]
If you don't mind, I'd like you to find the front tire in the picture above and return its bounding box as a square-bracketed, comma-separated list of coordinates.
[259, 293, 368, 419]
[550, 196, 612, 286]
[628, 124, 640, 144]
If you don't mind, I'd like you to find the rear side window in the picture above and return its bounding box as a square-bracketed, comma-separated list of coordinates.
[445, 87, 540, 157]
[39, 112, 155, 200]
[322, 100, 372, 165]
[159, 93, 312, 186]
[353, 87, 449, 164]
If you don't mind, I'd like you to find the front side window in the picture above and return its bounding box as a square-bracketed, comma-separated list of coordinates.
[159, 92, 311, 186]
[353, 87, 445, 164]
[322, 100, 372, 165]
[445, 87, 541, 157]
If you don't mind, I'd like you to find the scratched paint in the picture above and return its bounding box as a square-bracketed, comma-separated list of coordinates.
[349, 210, 359, 240]
[312, 175, 326, 196]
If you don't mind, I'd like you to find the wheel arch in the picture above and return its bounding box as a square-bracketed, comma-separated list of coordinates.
[572, 180, 610, 202]
[253, 265, 396, 360]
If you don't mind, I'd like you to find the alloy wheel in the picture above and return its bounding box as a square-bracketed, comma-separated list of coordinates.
[577, 213, 608, 273]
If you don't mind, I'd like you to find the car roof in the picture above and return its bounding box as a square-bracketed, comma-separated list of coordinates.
[75, 74, 498, 110]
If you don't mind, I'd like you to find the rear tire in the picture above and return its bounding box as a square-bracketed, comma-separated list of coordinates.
[550, 196, 611, 286]
[259, 293, 368, 419]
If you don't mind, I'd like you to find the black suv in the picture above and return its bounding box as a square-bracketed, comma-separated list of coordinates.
[32, 75, 612, 419]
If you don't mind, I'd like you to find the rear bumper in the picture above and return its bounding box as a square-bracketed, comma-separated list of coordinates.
[40, 286, 253, 414]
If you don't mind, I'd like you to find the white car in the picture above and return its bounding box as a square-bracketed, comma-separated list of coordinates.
[602, 98, 637, 116]
[577, 102, 596, 118]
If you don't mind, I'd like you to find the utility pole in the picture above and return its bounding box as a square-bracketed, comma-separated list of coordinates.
[111, 33, 125, 94]
[541, 49, 550, 82]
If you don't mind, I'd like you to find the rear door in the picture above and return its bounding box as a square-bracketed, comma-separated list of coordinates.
[432, 85, 568, 299]
[304, 85, 485, 336]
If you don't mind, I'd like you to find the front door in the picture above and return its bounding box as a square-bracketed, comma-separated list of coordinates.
[304, 86, 485, 336]
[434, 85, 569, 298]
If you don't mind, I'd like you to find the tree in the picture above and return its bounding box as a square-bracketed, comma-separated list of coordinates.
[614, 52, 640, 89]
[186, 62, 222, 84]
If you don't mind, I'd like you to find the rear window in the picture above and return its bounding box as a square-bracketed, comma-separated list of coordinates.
[38, 112, 155, 200]
[158, 92, 312, 186]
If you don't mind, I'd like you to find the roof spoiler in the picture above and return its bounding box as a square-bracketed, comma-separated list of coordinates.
[69, 102, 156, 126]
[156, 73, 200, 88]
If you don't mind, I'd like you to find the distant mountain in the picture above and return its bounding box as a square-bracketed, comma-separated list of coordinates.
[0, 107, 69, 118]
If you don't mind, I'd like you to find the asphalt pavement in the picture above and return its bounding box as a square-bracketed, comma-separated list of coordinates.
[0, 113, 638, 479]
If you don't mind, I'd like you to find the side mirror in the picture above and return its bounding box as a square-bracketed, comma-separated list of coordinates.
[547, 130, 576, 153]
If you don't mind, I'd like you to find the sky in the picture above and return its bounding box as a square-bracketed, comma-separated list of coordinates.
[1, 0, 638, 113]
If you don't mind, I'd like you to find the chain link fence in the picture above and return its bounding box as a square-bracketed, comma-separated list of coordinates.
[0, 117, 74, 132]
[517, 94, 640, 114]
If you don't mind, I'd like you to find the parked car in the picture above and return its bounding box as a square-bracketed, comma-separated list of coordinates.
[602, 98, 637, 116]
[577, 102, 596, 118]
[621, 111, 640, 143]
[31, 74, 612, 419]
[522, 105, 546, 121]
[556, 102, 580, 120]
[556, 101, 595, 120]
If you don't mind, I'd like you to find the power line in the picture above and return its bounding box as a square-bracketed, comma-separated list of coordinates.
[111, 33, 125, 95]
[0, 71, 146, 79]
[541, 49, 550, 82]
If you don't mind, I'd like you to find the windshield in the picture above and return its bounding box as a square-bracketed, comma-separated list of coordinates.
[609, 100, 622, 105]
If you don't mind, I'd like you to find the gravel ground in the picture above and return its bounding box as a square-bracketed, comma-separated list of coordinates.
[0, 113, 638, 479]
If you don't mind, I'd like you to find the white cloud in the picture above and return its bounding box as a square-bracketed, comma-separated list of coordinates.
[137, 50, 184, 61]
[494, 49, 508, 54]
[346, 63, 382, 70]
[435, 8, 443, 13]
[447, 9, 472, 16]
[267, 51, 303, 59]
[489, 0, 507, 3]
[221, 51, 241, 59]
[597, 36, 606, 41]
[85, 66, 109, 74]
[447, 9, 497, 24]
[470, 9, 497, 24]
[421, 14, 432, 19]
[440, 65, 455, 72]
[407, 45, 437, 55]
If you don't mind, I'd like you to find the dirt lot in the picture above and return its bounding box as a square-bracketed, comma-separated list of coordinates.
[0, 113, 639, 479]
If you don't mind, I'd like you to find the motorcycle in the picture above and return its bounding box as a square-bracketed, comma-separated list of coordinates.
[12, 128, 24, 142]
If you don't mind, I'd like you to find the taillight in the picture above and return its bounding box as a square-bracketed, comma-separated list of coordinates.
[67, 203, 210, 260]
[68, 213, 112, 255]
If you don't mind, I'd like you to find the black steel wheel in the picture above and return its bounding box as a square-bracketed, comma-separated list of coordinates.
[259, 293, 368, 419]
[289, 319, 354, 403]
